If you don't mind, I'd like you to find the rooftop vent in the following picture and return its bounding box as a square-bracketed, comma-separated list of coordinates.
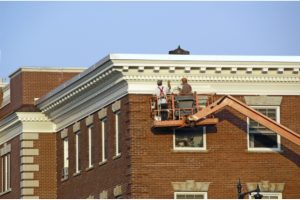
[169, 45, 190, 55]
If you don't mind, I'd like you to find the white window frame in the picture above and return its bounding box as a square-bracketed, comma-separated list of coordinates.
[101, 118, 107, 162]
[63, 137, 69, 168]
[174, 192, 207, 199]
[115, 111, 121, 157]
[88, 125, 93, 168]
[173, 127, 206, 151]
[249, 192, 282, 199]
[1, 153, 11, 194]
[75, 131, 80, 173]
[247, 106, 281, 152]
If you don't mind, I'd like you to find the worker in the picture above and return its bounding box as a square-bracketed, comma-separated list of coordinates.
[155, 80, 171, 120]
[177, 77, 192, 95]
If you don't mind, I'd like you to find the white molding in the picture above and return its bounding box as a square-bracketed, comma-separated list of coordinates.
[109, 53, 300, 62]
[172, 180, 210, 192]
[0, 113, 55, 145]
[0, 143, 11, 156]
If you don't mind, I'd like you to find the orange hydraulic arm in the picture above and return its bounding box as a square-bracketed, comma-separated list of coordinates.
[188, 95, 300, 146]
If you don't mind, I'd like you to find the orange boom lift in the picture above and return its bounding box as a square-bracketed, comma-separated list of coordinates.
[150, 94, 300, 146]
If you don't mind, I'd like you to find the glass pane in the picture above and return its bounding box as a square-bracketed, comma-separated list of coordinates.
[175, 127, 204, 148]
[250, 133, 278, 148]
[249, 108, 279, 148]
[176, 195, 186, 199]
[195, 195, 204, 199]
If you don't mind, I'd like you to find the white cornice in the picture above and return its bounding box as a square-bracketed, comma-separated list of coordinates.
[0, 112, 55, 145]
[33, 53, 300, 132]
[109, 53, 300, 63]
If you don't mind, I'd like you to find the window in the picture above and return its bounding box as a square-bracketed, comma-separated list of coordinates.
[174, 192, 207, 199]
[62, 137, 69, 179]
[101, 119, 108, 162]
[174, 127, 206, 150]
[1, 154, 11, 193]
[115, 111, 121, 156]
[248, 106, 281, 151]
[75, 131, 80, 173]
[250, 192, 282, 199]
[88, 125, 93, 168]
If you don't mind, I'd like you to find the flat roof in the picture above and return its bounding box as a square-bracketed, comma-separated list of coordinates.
[9, 67, 86, 78]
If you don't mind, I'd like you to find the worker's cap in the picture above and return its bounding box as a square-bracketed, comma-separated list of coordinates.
[157, 80, 163, 85]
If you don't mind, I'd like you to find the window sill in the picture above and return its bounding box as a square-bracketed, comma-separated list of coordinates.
[172, 149, 208, 153]
[0, 188, 12, 196]
[85, 165, 94, 171]
[247, 149, 283, 153]
[99, 160, 107, 166]
[113, 154, 121, 160]
[61, 177, 69, 182]
[73, 171, 81, 177]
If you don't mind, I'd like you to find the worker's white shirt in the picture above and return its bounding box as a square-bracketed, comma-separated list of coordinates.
[154, 85, 170, 104]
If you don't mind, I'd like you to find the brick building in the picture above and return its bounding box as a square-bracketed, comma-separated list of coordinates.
[0, 51, 300, 199]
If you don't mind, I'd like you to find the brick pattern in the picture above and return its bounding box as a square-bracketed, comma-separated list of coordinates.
[128, 94, 300, 199]
[33, 133, 57, 198]
[56, 97, 131, 198]
[0, 71, 79, 120]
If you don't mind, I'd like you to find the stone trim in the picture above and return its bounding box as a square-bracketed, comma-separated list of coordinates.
[99, 190, 108, 199]
[20, 149, 39, 156]
[245, 96, 282, 106]
[21, 188, 34, 196]
[60, 129, 68, 139]
[21, 157, 34, 164]
[246, 181, 285, 193]
[85, 115, 94, 126]
[21, 141, 34, 148]
[113, 185, 122, 197]
[0, 143, 11, 156]
[112, 101, 121, 113]
[171, 180, 210, 192]
[20, 180, 39, 188]
[98, 108, 107, 120]
[19, 133, 40, 198]
[20, 133, 39, 141]
[20, 164, 39, 172]
[73, 122, 80, 132]
[21, 195, 39, 199]
[21, 172, 34, 180]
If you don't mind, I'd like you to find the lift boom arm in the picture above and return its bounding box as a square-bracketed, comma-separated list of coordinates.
[188, 95, 300, 146]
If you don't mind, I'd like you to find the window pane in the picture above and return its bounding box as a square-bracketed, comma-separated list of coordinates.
[175, 193, 205, 199]
[176, 195, 186, 199]
[249, 108, 279, 149]
[175, 127, 204, 148]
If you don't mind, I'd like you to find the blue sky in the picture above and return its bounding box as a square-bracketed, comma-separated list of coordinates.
[0, 2, 300, 79]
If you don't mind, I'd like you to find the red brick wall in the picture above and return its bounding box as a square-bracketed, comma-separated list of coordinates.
[56, 96, 131, 198]
[128, 94, 300, 198]
[0, 137, 21, 199]
[34, 133, 57, 198]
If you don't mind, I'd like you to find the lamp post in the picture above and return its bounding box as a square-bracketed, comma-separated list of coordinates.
[237, 179, 263, 199]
